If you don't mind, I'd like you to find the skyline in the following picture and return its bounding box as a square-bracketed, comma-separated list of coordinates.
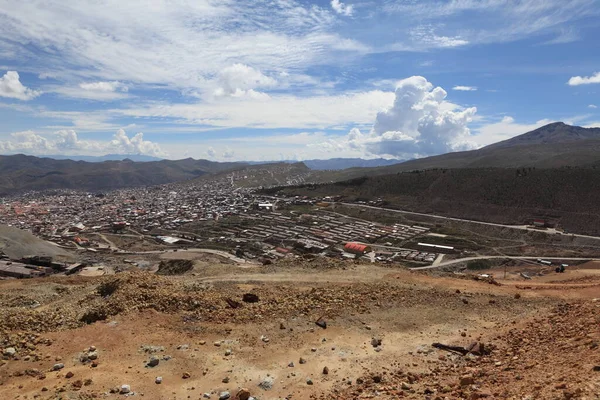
[0, 0, 599, 161]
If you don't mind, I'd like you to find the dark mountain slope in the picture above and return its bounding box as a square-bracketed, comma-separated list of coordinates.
[0, 154, 245, 194]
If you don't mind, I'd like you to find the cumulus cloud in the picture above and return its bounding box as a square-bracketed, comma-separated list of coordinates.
[331, 0, 353, 16]
[222, 148, 235, 159]
[110, 129, 163, 156]
[0, 129, 164, 156]
[453, 85, 477, 91]
[327, 76, 477, 158]
[213, 64, 277, 98]
[568, 72, 600, 86]
[0, 71, 41, 100]
[588, 104, 597, 109]
[206, 147, 216, 158]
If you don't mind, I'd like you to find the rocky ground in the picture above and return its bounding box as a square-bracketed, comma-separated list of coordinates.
[0, 261, 599, 400]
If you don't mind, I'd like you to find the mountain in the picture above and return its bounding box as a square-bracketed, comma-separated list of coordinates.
[44, 154, 164, 162]
[301, 158, 404, 170]
[0, 154, 246, 194]
[485, 122, 600, 149]
[329, 122, 600, 177]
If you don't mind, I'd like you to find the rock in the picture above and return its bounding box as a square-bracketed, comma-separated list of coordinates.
[280, 323, 286, 330]
[372, 375, 382, 383]
[322, 366, 329, 375]
[468, 342, 485, 356]
[89, 346, 96, 352]
[225, 349, 232, 356]
[260, 335, 270, 343]
[288, 362, 294, 367]
[461, 297, 469, 304]
[242, 293, 259, 303]
[222, 376, 230, 383]
[203, 393, 211, 399]
[514, 293, 521, 299]
[460, 375, 475, 386]
[315, 318, 327, 329]
[401, 382, 411, 390]
[593, 366, 600, 372]
[155, 376, 162, 384]
[371, 337, 382, 348]
[219, 391, 231, 400]
[299, 357, 306, 364]
[3, 347, 16, 357]
[306, 378, 313, 385]
[237, 388, 251, 400]
[311, 348, 317, 352]
[120, 384, 131, 394]
[52, 363, 64, 371]
[182, 372, 191, 379]
[65, 371, 74, 379]
[88, 351, 98, 360]
[258, 376, 273, 390]
[214, 341, 222, 347]
[147, 356, 159, 367]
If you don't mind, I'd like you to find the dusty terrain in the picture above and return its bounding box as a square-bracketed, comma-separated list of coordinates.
[1, 260, 599, 400]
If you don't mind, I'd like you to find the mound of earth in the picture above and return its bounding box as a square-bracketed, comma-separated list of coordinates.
[155, 259, 194, 275]
[0, 224, 74, 261]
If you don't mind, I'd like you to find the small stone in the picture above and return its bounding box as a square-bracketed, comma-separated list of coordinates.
[372, 375, 382, 383]
[242, 293, 259, 303]
[258, 376, 273, 390]
[306, 378, 313, 385]
[147, 356, 159, 367]
[514, 293, 521, 299]
[460, 375, 475, 386]
[120, 384, 131, 394]
[199, 340, 206, 345]
[311, 348, 317, 352]
[52, 363, 64, 371]
[182, 372, 191, 379]
[87, 351, 98, 360]
[3, 347, 16, 357]
[222, 376, 230, 383]
[203, 393, 211, 399]
[593, 366, 600, 372]
[237, 388, 251, 400]
[288, 362, 294, 367]
[225, 349, 232, 356]
[371, 337, 382, 348]
[65, 371, 74, 379]
[299, 357, 306, 364]
[219, 391, 230, 400]
[155, 376, 162, 384]
[280, 323, 286, 330]
[401, 382, 411, 390]
[461, 297, 469, 304]
[89, 346, 96, 352]
[214, 341, 222, 347]
[322, 366, 329, 375]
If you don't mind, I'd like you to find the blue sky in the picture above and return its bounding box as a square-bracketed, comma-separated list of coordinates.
[0, 0, 599, 161]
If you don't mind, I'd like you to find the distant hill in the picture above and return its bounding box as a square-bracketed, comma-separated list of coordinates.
[0, 154, 246, 195]
[195, 162, 313, 188]
[44, 154, 164, 162]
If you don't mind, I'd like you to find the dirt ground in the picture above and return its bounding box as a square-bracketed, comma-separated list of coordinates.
[0, 261, 599, 400]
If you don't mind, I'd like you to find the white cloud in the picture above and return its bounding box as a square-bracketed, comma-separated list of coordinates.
[543, 27, 580, 45]
[322, 76, 477, 159]
[213, 64, 276, 98]
[110, 129, 164, 156]
[0, 129, 165, 156]
[79, 81, 128, 92]
[206, 147, 216, 158]
[331, 0, 353, 16]
[453, 85, 478, 91]
[410, 26, 469, 48]
[222, 147, 235, 159]
[568, 72, 600, 86]
[589, 104, 598, 109]
[0, 71, 41, 100]
[114, 90, 395, 130]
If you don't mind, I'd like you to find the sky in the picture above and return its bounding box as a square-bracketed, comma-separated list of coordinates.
[0, 0, 599, 161]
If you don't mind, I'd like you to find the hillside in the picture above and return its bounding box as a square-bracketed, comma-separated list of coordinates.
[0, 224, 74, 260]
[271, 168, 600, 235]
[194, 162, 313, 187]
[0, 154, 245, 195]
[485, 122, 600, 149]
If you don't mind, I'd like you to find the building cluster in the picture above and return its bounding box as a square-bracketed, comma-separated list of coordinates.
[0, 173, 440, 274]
